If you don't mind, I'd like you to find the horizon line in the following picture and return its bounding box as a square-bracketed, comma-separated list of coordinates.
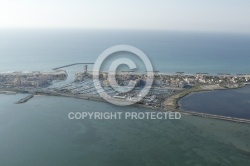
[0, 27, 250, 35]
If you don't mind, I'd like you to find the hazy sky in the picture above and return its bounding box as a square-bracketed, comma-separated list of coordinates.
[0, 0, 250, 33]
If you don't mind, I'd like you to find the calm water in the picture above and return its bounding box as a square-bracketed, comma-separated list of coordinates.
[0, 94, 249, 166]
[1, 30, 250, 165]
[0, 29, 250, 74]
[179, 86, 250, 119]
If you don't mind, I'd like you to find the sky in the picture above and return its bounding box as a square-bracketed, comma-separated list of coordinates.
[0, 0, 250, 33]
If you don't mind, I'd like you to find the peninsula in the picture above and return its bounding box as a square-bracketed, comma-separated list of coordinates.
[1, 69, 250, 123]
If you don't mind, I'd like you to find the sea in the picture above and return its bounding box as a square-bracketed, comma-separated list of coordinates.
[0, 29, 250, 165]
[0, 29, 250, 74]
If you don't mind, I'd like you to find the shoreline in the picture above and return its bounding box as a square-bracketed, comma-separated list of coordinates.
[164, 84, 246, 110]
[163, 84, 250, 124]
[29, 90, 250, 124]
[1, 85, 250, 124]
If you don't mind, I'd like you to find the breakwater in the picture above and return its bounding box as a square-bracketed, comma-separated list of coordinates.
[0, 91, 16, 95]
[180, 110, 250, 124]
[53, 63, 94, 70]
[15, 94, 34, 104]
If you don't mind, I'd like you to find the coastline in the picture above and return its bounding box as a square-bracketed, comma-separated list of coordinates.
[163, 84, 250, 124]
[164, 84, 246, 110]
[1, 84, 250, 124]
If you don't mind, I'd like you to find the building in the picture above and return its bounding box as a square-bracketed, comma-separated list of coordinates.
[84, 65, 88, 73]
